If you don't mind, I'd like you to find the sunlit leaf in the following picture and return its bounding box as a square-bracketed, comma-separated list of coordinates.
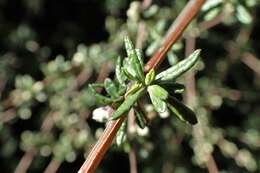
[110, 88, 145, 120]
[145, 69, 155, 85]
[156, 49, 201, 81]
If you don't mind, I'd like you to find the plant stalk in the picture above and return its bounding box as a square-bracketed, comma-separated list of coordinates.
[78, 0, 205, 172]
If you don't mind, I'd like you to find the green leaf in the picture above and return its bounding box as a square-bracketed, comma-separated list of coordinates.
[134, 107, 147, 129]
[202, 0, 223, 11]
[135, 49, 144, 67]
[116, 119, 127, 146]
[115, 56, 127, 85]
[156, 49, 201, 81]
[149, 93, 167, 113]
[104, 78, 119, 98]
[147, 85, 168, 100]
[148, 85, 168, 113]
[89, 84, 114, 105]
[124, 36, 145, 82]
[145, 69, 155, 85]
[204, 7, 220, 21]
[236, 5, 252, 25]
[167, 96, 197, 125]
[110, 88, 145, 120]
[125, 83, 142, 97]
[156, 81, 185, 94]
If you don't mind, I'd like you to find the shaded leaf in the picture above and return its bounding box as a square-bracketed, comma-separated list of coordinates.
[134, 107, 148, 129]
[167, 96, 198, 125]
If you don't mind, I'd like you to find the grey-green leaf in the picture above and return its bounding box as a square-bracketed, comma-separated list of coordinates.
[110, 88, 145, 120]
[89, 84, 114, 105]
[148, 85, 168, 113]
[115, 56, 127, 85]
[104, 78, 119, 98]
[167, 96, 198, 125]
[147, 85, 168, 100]
[135, 48, 144, 67]
[124, 36, 145, 82]
[156, 49, 201, 81]
[116, 119, 127, 146]
[149, 93, 167, 113]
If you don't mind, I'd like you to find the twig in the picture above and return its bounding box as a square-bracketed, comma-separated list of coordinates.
[14, 112, 56, 173]
[43, 159, 61, 173]
[129, 146, 138, 173]
[184, 36, 219, 173]
[14, 149, 36, 173]
[206, 155, 219, 173]
[198, 12, 224, 31]
[14, 67, 96, 173]
[0, 108, 16, 123]
[144, 0, 205, 72]
[78, 1, 205, 173]
[242, 52, 260, 76]
[135, 21, 146, 49]
[78, 113, 126, 173]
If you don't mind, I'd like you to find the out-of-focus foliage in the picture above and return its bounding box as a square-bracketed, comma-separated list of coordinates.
[0, 0, 260, 173]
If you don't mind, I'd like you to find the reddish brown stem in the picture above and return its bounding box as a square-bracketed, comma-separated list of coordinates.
[129, 146, 138, 173]
[78, 114, 126, 173]
[144, 0, 205, 72]
[14, 150, 36, 173]
[78, 1, 205, 172]
[43, 159, 61, 173]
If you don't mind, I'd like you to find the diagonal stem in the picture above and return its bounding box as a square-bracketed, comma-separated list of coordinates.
[144, 0, 205, 72]
[78, 0, 205, 173]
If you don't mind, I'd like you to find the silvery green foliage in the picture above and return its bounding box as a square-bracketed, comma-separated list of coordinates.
[0, 0, 260, 172]
[89, 36, 200, 145]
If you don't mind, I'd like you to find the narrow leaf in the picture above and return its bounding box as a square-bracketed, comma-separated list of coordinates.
[156, 80, 185, 94]
[115, 56, 127, 85]
[89, 84, 114, 105]
[134, 107, 147, 129]
[110, 88, 145, 120]
[104, 78, 119, 98]
[116, 119, 127, 146]
[123, 57, 137, 80]
[145, 69, 155, 85]
[124, 36, 145, 82]
[135, 48, 144, 67]
[125, 83, 142, 97]
[167, 96, 198, 125]
[156, 49, 201, 81]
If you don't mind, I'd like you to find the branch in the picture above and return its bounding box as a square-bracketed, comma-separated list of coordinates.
[78, 1, 206, 173]
[144, 0, 205, 72]
[43, 159, 61, 173]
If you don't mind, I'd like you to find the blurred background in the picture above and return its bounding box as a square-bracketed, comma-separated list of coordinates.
[0, 0, 260, 173]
